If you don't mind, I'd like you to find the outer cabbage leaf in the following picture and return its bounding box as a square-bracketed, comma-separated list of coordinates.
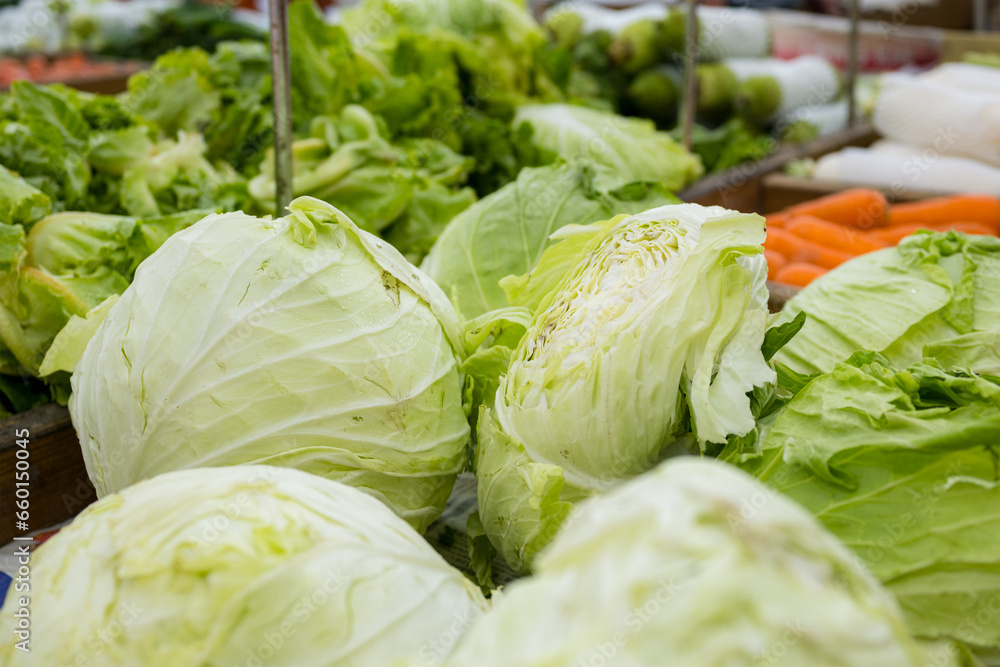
[0, 164, 51, 226]
[0, 465, 488, 665]
[513, 103, 704, 191]
[421, 160, 678, 319]
[774, 231, 1000, 374]
[726, 353, 1000, 656]
[476, 203, 773, 571]
[70, 197, 470, 532]
[447, 458, 926, 666]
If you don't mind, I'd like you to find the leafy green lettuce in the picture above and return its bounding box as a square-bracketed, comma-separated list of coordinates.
[248, 105, 476, 263]
[0, 165, 51, 227]
[774, 231, 1000, 375]
[724, 352, 1000, 657]
[514, 103, 703, 191]
[0, 210, 208, 405]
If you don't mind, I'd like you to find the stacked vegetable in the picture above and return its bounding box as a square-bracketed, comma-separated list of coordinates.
[0, 0, 264, 61]
[2, 190, 1000, 663]
[0, 1, 997, 664]
[765, 189, 1000, 286]
[542, 2, 851, 173]
[807, 62, 1000, 195]
[0, 0, 704, 416]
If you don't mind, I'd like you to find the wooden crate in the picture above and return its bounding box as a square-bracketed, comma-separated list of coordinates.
[0, 62, 145, 95]
[0, 404, 93, 544]
[862, 0, 976, 30]
[680, 123, 880, 213]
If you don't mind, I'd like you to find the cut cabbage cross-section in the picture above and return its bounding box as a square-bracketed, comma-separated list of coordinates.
[476, 203, 774, 572]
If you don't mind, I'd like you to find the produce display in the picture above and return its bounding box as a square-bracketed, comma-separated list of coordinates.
[765, 190, 1000, 286]
[0, 53, 142, 88]
[1, 0, 1000, 665]
[448, 458, 929, 666]
[805, 62, 1000, 195]
[0, 0, 705, 416]
[542, 2, 855, 172]
[0, 0, 264, 61]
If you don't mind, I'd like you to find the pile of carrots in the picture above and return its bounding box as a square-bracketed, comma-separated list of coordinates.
[0, 54, 138, 88]
[764, 189, 1000, 287]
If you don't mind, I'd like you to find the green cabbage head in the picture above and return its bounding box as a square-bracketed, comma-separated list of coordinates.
[0, 465, 489, 666]
[69, 197, 470, 532]
[476, 203, 774, 572]
[447, 458, 926, 667]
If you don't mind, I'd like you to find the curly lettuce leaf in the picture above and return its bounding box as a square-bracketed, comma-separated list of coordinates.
[726, 353, 1000, 654]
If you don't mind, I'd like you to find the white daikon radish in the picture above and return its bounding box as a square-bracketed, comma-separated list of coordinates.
[873, 73, 1000, 167]
[921, 62, 1000, 95]
[662, 6, 772, 60]
[545, 2, 671, 37]
[813, 147, 1000, 196]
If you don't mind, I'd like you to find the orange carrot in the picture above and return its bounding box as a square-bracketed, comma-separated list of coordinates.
[766, 214, 788, 229]
[786, 215, 888, 256]
[775, 263, 827, 287]
[765, 250, 787, 280]
[783, 189, 889, 230]
[765, 228, 853, 270]
[763, 228, 802, 258]
[887, 195, 1000, 232]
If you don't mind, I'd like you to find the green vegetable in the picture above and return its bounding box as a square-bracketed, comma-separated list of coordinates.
[447, 458, 927, 666]
[0, 208, 206, 397]
[724, 352, 1000, 657]
[774, 231, 1000, 375]
[736, 75, 782, 125]
[676, 118, 776, 174]
[607, 18, 660, 74]
[125, 43, 275, 173]
[344, 0, 555, 106]
[474, 203, 773, 572]
[421, 160, 677, 320]
[514, 103, 703, 191]
[695, 62, 739, 118]
[70, 197, 471, 532]
[95, 0, 266, 62]
[0, 164, 51, 227]
[0, 465, 489, 665]
[623, 65, 680, 126]
[248, 105, 476, 263]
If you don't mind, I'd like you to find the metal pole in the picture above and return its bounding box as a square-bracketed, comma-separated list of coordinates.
[269, 0, 294, 218]
[846, 0, 860, 127]
[973, 0, 988, 31]
[682, 0, 700, 152]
